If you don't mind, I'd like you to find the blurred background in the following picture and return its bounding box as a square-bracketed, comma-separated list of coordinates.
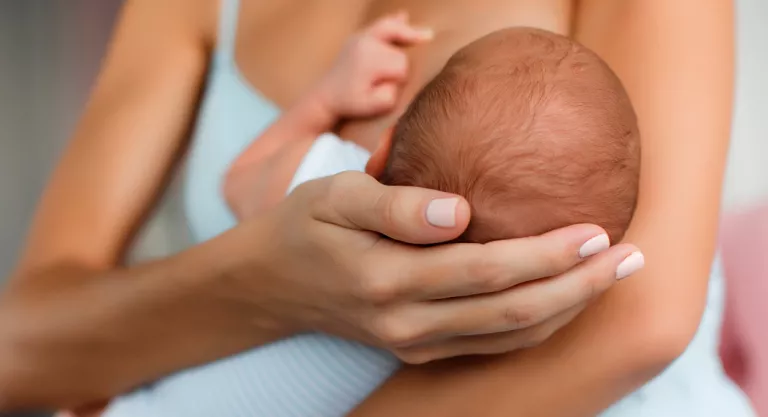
[0, 0, 766, 416]
[0, 0, 189, 278]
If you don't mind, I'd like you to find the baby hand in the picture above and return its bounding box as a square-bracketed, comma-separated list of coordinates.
[316, 12, 433, 119]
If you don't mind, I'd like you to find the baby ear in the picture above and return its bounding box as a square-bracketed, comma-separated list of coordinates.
[365, 126, 394, 178]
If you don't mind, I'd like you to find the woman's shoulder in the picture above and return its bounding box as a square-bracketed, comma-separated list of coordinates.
[126, 0, 219, 51]
[175, 0, 218, 50]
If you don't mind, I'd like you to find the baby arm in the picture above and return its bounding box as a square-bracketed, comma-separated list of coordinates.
[223, 13, 432, 220]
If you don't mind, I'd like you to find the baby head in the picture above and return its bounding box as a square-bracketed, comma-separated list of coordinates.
[367, 27, 640, 243]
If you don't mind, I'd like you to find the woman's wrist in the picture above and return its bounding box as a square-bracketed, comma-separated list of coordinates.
[194, 218, 299, 337]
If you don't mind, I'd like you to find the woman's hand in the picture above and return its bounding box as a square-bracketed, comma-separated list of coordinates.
[225, 171, 642, 362]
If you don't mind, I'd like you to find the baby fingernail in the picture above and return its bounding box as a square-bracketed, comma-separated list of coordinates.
[579, 234, 610, 258]
[374, 88, 395, 103]
[418, 28, 434, 40]
[616, 252, 645, 280]
[426, 198, 458, 228]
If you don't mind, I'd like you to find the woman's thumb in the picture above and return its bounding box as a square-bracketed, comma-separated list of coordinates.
[309, 171, 470, 244]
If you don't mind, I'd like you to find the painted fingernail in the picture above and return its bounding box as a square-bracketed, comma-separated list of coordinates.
[578, 234, 610, 258]
[616, 252, 645, 280]
[426, 198, 458, 228]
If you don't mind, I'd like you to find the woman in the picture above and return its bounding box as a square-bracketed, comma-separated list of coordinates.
[346, 1, 751, 416]
[0, 0, 636, 411]
[0, 1, 746, 417]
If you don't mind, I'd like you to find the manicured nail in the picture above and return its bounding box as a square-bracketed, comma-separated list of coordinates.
[426, 198, 458, 228]
[578, 234, 610, 258]
[616, 252, 645, 280]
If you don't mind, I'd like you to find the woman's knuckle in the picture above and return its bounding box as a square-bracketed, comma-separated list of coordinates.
[540, 247, 571, 276]
[291, 177, 323, 204]
[579, 276, 599, 301]
[501, 304, 539, 330]
[579, 269, 611, 300]
[305, 193, 327, 219]
[358, 269, 398, 304]
[372, 312, 421, 347]
[468, 257, 508, 292]
[328, 172, 366, 203]
[372, 191, 398, 230]
[329, 171, 358, 194]
[301, 215, 324, 241]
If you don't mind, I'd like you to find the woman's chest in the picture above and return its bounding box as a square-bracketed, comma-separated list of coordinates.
[182, 0, 576, 243]
[232, 0, 574, 109]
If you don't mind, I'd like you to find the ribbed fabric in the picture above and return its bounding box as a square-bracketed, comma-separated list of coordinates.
[103, 0, 756, 415]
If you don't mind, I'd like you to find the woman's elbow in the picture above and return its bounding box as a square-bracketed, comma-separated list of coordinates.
[631, 289, 708, 373]
[646, 315, 700, 367]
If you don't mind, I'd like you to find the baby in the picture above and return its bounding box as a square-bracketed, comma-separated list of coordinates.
[103, 14, 639, 417]
[226, 17, 639, 245]
[374, 27, 640, 243]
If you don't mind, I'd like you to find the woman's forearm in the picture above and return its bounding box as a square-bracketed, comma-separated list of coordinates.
[348, 221, 717, 417]
[350, 1, 735, 416]
[0, 225, 285, 410]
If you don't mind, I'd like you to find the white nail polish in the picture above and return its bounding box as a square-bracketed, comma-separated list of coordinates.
[578, 234, 610, 258]
[426, 198, 458, 228]
[616, 252, 645, 280]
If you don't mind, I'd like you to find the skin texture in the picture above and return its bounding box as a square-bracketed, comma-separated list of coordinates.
[0, 0, 643, 413]
[347, 0, 736, 416]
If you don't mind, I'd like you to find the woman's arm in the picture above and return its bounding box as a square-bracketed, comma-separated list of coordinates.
[0, 0, 629, 410]
[349, 1, 735, 415]
[0, 0, 284, 408]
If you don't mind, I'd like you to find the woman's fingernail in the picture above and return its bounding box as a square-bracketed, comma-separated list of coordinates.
[616, 252, 645, 280]
[426, 198, 458, 228]
[578, 234, 610, 258]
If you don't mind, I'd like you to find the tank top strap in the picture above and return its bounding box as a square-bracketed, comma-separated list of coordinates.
[215, 0, 241, 63]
